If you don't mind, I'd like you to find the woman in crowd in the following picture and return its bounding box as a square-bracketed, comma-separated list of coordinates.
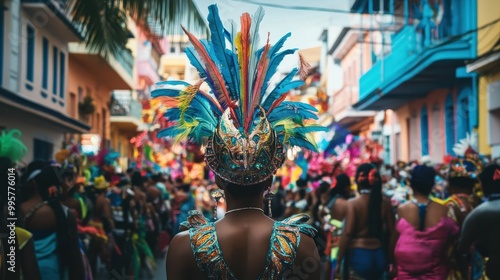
[21, 166, 84, 280]
[336, 163, 395, 280]
[1, 155, 41, 279]
[443, 155, 483, 278]
[324, 173, 351, 279]
[394, 165, 459, 279]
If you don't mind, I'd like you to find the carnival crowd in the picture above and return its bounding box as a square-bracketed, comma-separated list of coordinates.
[1, 132, 500, 280]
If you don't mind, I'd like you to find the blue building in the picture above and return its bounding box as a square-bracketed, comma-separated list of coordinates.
[349, 0, 478, 163]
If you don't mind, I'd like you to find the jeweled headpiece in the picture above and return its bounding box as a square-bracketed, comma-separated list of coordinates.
[441, 132, 484, 179]
[152, 5, 327, 185]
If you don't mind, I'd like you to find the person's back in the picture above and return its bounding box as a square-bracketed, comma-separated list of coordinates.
[349, 195, 392, 243]
[22, 166, 84, 280]
[396, 201, 458, 278]
[336, 164, 395, 280]
[395, 164, 459, 279]
[167, 210, 319, 280]
[459, 164, 500, 279]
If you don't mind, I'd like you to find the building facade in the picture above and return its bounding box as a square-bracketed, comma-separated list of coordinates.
[67, 35, 134, 155]
[468, 0, 500, 159]
[350, 0, 478, 163]
[0, 0, 89, 162]
[329, 28, 377, 139]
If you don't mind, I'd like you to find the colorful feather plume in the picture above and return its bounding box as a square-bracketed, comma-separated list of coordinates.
[152, 4, 326, 152]
[0, 129, 27, 163]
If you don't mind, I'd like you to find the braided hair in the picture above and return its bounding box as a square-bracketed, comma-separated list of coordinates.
[355, 163, 383, 239]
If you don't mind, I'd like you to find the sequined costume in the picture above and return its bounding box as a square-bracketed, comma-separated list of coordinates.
[180, 211, 316, 279]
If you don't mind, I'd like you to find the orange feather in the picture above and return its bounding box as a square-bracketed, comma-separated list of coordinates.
[240, 13, 251, 129]
[181, 26, 240, 127]
[246, 33, 270, 130]
[267, 91, 289, 115]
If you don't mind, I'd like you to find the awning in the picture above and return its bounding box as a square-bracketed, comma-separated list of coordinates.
[335, 109, 377, 128]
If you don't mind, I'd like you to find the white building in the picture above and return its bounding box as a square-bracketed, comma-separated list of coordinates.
[0, 0, 89, 163]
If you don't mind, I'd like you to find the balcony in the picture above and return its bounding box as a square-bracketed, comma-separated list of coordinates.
[137, 59, 159, 85]
[353, 1, 476, 110]
[22, 0, 82, 42]
[332, 86, 376, 132]
[110, 93, 142, 134]
[69, 43, 134, 89]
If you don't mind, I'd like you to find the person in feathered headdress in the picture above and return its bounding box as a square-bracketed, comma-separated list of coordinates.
[157, 5, 323, 279]
[439, 132, 486, 279]
[458, 164, 500, 280]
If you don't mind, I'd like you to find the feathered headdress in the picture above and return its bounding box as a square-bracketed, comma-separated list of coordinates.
[0, 129, 27, 163]
[152, 5, 327, 185]
[441, 132, 484, 179]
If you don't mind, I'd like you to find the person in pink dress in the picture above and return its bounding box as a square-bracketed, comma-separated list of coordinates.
[394, 165, 459, 279]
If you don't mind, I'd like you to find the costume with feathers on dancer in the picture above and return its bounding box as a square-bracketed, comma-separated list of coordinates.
[153, 4, 326, 279]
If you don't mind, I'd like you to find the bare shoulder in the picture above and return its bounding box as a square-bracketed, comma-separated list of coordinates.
[432, 201, 449, 215]
[168, 231, 192, 259]
[167, 231, 196, 279]
[292, 233, 320, 279]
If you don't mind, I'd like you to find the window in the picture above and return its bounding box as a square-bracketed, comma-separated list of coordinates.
[34, 138, 53, 161]
[52, 46, 58, 95]
[445, 93, 455, 155]
[26, 25, 35, 85]
[59, 52, 65, 99]
[420, 105, 429, 156]
[42, 38, 49, 90]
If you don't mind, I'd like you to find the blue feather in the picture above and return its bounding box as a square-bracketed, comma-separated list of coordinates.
[268, 102, 318, 123]
[155, 80, 191, 87]
[292, 126, 329, 134]
[269, 32, 292, 56]
[157, 126, 185, 139]
[185, 47, 208, 79]
[208, 5, 238, 99]
[189, 123, 214, 144]
[188, 96, 219, 125]
[261, 48, 297, 96]
[164, 108, 181, 121]
[151, 88, 182, 98]
[262, 69, 303, 110]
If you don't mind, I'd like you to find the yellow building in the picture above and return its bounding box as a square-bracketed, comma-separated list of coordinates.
[467, 0, 500, 158]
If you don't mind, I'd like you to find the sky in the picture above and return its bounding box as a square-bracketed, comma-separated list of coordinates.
[192, 0, 351, 70]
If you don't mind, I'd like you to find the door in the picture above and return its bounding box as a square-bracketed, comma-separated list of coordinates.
[431, 104, 442, 162]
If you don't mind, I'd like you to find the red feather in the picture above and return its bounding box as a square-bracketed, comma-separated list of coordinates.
[267, 91, 289, 115]
[181, 26, 240, 127]
[246, 33, 270, 130]
[240, 13, 251, 129]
